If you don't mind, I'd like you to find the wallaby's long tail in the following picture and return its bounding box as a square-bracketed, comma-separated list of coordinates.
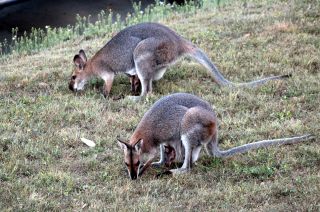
[213, 134, 314, 158]
[190, 48, 291, 88]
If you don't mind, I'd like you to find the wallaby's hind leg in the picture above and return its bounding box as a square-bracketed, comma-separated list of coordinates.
[170, 135, 193, 175]
[153, 68, 167, 81]
[192, 146, 202, 163]
[169, 107, 217, 175]
[170, 136, 204, 174]
[101, 72, 115, 98]
[135, 60, 154, 97]
[133, 38, 179, 96]
[140, 79, 153, 95]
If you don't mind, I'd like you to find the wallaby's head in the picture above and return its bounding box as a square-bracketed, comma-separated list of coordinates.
[163, 145, 176, 167]
[126, 74, 141, 95]
[117, 138, 143, 180]
[69, 50, 90, 92]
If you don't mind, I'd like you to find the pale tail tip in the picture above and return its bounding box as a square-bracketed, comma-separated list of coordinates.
[81, 137, 96, 147]
[299, 134, 316, 141]
[304, 134, 316, 140]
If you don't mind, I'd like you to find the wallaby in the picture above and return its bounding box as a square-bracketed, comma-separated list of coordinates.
[163, 145, 176, 167]
[126, 74, 141, 95]
[69, 22, 290, 98]
[117, 93, 314, 179]
[152, 145, 177, 168]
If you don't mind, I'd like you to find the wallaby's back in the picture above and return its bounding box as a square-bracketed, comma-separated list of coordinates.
[93, 23, 186, 73]
[131, 93, 213, 147]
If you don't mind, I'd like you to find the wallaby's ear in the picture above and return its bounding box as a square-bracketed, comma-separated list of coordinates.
[117, 137, 129, 150]
[79, 49, 87, 62]
[73, 54, 85, 69]
[134, 139, 143, 152]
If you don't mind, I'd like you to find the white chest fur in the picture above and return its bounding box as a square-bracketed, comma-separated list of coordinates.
[125, 68, 136, 76]
[100, 72, 115, 81]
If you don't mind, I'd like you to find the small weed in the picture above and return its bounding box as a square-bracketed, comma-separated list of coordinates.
[272, 109, 293, 121]
[241, 165, 275, 179]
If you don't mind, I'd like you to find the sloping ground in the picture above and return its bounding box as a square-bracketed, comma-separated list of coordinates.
[0, 0, 319, 210]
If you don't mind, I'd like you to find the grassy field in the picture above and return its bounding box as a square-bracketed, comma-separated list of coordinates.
[0, 0, 319, 210]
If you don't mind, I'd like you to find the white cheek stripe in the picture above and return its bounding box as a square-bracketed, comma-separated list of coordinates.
[73, 82, 78, 90]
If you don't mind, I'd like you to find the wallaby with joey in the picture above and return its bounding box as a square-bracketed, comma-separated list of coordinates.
[69, 23, 290, 99]
[117, 93, 314, 179]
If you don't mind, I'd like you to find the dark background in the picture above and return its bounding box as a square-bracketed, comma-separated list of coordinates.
[0, 0, 156, 42]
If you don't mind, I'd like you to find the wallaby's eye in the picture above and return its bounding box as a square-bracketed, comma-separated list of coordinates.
[71, 75, 76, 80]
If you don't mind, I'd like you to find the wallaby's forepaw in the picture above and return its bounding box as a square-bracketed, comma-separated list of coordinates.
[151, 161, 164, 168]
[138, 163, 150, 177]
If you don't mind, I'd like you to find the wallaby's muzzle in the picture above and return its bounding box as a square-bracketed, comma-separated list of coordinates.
[130, 174, 137, 180]
[68, 81, 75, 91]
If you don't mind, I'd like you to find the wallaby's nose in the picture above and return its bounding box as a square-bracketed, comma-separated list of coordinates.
[68, 83, 74, 91]
[130, 174, 137, 180]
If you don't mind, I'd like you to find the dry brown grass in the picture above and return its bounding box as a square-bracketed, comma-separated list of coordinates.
[0, 0, 319, 211]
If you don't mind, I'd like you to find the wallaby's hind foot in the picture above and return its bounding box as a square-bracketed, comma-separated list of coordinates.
[127, 95, 144, 102]
[169, 168, 190, 175]
[151, 162, 163, 168]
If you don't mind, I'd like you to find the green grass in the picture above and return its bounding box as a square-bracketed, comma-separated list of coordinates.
[0, 0, 206, 56]
[0, 0, 319, 210]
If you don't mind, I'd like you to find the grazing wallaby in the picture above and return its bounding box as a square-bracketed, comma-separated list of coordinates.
[117, 93, 313, 179]
[69, 22, 290, 98]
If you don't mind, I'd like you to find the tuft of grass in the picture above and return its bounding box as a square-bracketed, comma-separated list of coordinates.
[0, 0, 217, 57]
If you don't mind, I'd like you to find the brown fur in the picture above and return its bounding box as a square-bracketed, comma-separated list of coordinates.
[163, 145, 176, 167]
[127, 74, 141, 95]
